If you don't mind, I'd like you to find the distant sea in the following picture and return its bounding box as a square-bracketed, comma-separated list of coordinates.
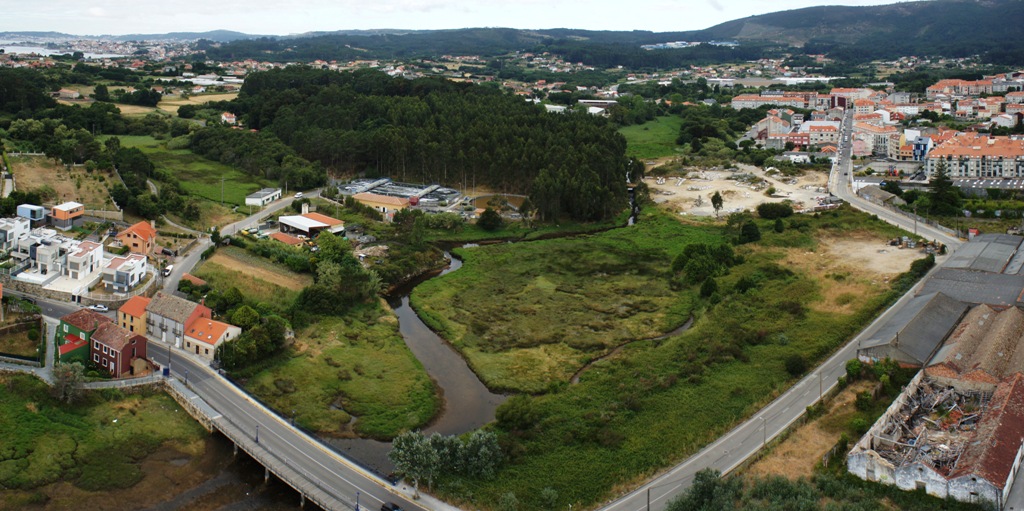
[0, 44, 125, 59]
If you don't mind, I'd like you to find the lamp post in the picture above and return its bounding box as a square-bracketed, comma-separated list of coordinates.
[760, 416, 767, 448]
[818, 372, 823, 401]
[185, 369, 189, 387]
[356, 491, 360, 511]
[255, 424, 259, 444]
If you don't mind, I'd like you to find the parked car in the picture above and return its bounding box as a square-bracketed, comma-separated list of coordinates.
[88, 304, 109, 312]
[381, 503, 404, 511]
[162, 265, 174, 277]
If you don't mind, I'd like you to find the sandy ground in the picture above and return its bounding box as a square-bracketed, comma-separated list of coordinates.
[746, 380, 877, 479]
[645, 161, 829, 217]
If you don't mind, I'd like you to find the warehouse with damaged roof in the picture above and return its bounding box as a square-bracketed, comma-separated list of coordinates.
[849, 233, 1024, 510]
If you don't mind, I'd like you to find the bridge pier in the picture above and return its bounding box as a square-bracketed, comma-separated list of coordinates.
[300, 493, 305, 508]
[233, 443, 238, 456]
[264, 467, 270, 484]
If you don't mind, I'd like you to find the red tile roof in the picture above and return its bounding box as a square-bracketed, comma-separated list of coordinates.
[181, 273, 207, 287]
[271, 232, 304, 246]
[302, 212, 344, 227]
[61, 309, 112, 333]
[186, 318, 231, 345]
[119, 221, 157, 242]
[119, 296, 151, 319]
[950, 373, 1024, 489]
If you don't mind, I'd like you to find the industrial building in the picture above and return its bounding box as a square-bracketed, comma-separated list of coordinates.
[245, 188, 282, 208]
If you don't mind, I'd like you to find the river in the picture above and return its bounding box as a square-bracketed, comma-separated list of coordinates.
[327, 253, 507, 475]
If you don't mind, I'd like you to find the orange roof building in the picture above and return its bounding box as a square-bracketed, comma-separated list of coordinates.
[184, 318, 241, 360]
[117, 221, 158, 255]
[925, 134, 1024, 178]
[118, 295, 151, 335]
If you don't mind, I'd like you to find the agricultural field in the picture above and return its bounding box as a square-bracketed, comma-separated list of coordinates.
[157, 93, 239, 115]
[413, 206, 926, 508]
[618, 115, 684, 160]
[192, 246, 312, 312]
[243, 310, 439, 440]
[7, 155, 117, 209]
[0, 374, 208, 507]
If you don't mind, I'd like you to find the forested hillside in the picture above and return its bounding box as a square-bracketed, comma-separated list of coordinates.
[219, 68, 630, 221]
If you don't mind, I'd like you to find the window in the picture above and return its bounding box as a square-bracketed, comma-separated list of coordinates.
[93, 354, 99, 362]
[94, 341, 99, 350]
[205, 348, 209, 355]
[103, 346, 108, 355]
[64, 324, 68, 333]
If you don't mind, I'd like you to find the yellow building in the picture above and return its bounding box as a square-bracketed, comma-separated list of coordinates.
[117, 295, 150, 335]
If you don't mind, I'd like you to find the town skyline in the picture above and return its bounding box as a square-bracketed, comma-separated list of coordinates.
[2, 0, 901, 37]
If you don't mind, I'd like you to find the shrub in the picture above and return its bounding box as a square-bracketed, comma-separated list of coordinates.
[774, 218, 785, 233]
[737, 222, 761, 244]
[757, 202, 795, 219]
[845, 359, 863, 380]
[700, 277, 718, 298]
[784, 354, 807, 377]
[855, 391, 873, 411]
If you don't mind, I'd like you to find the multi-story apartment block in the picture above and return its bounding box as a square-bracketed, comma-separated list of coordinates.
[926, 134, 1024, 178]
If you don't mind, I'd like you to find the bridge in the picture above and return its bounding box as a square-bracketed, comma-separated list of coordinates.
[151, 349, 447, 511]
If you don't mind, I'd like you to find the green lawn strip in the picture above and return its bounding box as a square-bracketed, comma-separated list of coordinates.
[243, 310, 438, 440]
[619, 116, 685, 160]
[413, 209, 723, 393]
[0, 374, 206, 493]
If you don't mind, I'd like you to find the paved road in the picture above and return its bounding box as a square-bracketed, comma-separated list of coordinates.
[149, 346, 451, 511]
[600, 110, 965, 511]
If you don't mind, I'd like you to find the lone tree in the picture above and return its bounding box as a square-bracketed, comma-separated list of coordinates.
[52, 362, 85, 403]
[711, 191, 723, 219]
[928, 160, 962, 216]
[478, 208, 503, 231]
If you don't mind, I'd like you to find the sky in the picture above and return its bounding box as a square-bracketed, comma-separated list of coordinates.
[0, 0, 904, 36]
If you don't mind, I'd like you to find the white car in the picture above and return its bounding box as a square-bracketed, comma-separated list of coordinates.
[88, 304, 109, 312]
[294, 192, 304, 199]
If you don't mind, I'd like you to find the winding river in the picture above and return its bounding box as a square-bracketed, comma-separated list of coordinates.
[327, 254, 507, 474]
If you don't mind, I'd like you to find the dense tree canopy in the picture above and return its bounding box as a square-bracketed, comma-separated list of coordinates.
[227, 67, 629, 221]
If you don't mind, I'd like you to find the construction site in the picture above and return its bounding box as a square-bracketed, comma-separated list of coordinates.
[849, 302, 1024, 510]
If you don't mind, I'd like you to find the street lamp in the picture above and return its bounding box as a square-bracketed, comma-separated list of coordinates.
[356, 491, 360, 511]
[185, 369, 189, 387]
[255, 424, 260, 444]
[760, 416, 767, 448]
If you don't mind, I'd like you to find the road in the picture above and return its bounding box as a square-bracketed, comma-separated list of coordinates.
[600, 110, 965, 511]
[162, 190, 320, 293]
[149, 347, 444, 511]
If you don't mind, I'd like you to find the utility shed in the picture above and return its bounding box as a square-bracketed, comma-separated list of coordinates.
[857, 292, 968, 367]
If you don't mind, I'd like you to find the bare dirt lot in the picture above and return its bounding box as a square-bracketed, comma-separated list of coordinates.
[746, 380, 877, 479]
[645, 161, 830, 217]
[204, 248, 311, 291]
[8, 155, 116, 209]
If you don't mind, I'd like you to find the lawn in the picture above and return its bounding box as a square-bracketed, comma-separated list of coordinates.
[7, 155, 117, 209]
[413, 207, 925, 509]
[619, 115, 685, 160]
[243, 309, 439, 440]
[0, 374, 207, 496]
[192, 246, 312, 313]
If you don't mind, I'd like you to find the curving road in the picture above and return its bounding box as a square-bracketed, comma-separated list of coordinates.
[599, 110, 964, 511]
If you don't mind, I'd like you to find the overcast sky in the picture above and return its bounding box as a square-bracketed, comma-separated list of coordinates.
[2, 0, 903, 36]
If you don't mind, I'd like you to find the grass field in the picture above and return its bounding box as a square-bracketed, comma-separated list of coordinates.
[244, 308, 439, 440]
[7, 155, 117, 209]
[414, 211, 718, 393]
[157, 93, 239, 115]
[414, 207, 923, 508]
[192, 246, 311, 312]
[0, 374, 207, 496]
[619, 116, 685, 160]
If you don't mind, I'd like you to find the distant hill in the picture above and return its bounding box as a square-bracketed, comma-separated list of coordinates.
[687, 0, 1024, 62]
[196, 0, 1024, 66]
